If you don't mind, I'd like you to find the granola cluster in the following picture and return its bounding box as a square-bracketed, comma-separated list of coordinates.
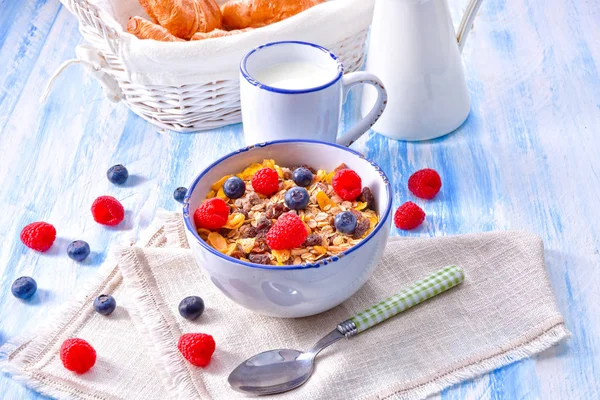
[197, 159, 378, 266]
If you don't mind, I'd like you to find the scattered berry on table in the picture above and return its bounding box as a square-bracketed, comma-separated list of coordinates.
[292, 167, 313, 187]
[223, 176, 246, 199]
[93, 294, 117, 316]
[284, 187, 310, 210]
[20, 222, 56, 252]
[332, 169, 362, 201]
[266, 212, 308, 250]
[11, 276, 37, 300]
[408, 168, 442, 199]
[334, 211, 358, 234]
[251, 168, 280, 196]
[60, 338, 96, 374]
[194, 198, 229, 230]
[91, 196, 125, 226]
[179, 296, 205, 321]
[173, 187, 188, 203]
[394, 201, 425, 230]
[67, 240, 90, 262]
[178, 333, 215, 367]
[106, 164, 129, 185]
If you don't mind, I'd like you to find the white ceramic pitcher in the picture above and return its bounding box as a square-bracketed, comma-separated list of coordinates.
[361, 0, 484, 141]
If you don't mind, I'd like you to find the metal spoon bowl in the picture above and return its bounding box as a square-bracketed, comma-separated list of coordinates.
[228, 329, 344, 394]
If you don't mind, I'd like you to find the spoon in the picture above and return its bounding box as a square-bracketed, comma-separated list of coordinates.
[228, 265, 465, 395]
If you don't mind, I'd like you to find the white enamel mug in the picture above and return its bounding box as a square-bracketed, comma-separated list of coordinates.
[240, 41, 387, 147]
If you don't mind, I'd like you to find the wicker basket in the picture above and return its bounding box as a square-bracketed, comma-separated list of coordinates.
[58, 0, 371, 132]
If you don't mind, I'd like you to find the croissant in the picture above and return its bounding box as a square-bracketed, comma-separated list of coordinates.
[221, 0, 325, 30]
[138, 0, 222, 40]
[190, 27, 253, 41]
[127, 16, 184, 41]
[138, 0, 158, 23]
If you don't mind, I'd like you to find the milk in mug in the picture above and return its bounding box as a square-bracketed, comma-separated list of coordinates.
[253, 61, 337, 90]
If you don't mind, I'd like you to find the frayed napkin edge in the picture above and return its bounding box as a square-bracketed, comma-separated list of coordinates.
[0, 220, 168, 400]
[371, 317, 570, 400]
[0, 258, 123, 400]
[114, 244, 208, 400]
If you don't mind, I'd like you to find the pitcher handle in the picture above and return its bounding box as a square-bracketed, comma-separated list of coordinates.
[335, 72, 387, 147]
[456, 0, 485, 53]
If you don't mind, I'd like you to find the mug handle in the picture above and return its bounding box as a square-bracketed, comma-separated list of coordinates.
[336, 72, 387, 147]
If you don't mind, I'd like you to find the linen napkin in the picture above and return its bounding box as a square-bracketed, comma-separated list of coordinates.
[1, 213, 569, 400]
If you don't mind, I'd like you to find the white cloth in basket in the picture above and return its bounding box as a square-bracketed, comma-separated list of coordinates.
[90, 0, 375, 86]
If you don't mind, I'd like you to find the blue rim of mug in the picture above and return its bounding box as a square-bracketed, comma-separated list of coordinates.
[183, 139, 393, 270]
[239, 41, 344, 94]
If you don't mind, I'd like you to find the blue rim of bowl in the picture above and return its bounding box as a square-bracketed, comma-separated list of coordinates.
[239, 41, 344, 95]
[183, 139, 392, 270]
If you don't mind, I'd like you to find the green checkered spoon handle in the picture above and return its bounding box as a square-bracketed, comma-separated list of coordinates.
[337, 265, 465, 336]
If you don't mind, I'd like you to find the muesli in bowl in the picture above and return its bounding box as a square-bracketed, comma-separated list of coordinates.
[193, 159, 379, 266]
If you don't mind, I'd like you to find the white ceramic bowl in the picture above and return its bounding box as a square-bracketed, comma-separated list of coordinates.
[183, 140, 392, 318]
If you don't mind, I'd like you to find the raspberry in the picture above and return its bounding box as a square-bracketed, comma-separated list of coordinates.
[20, 222, 56, 252]
[408, 169, 442, 199]
[194, 198, 229, 230]
[178, 333, 215, 367]
[91, 196, 125, 226]
[60, 338, 96, 374]
[394, 201, 425, 230]
[332, 169, 362, 201]
[251, 168, 280, 196]
[266, 212, 308, 250]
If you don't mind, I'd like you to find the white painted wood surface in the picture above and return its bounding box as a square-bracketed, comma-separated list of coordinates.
[0, 0, 599, 398]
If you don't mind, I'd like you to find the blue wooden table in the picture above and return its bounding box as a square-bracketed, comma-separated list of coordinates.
[1, 0, 599, 398]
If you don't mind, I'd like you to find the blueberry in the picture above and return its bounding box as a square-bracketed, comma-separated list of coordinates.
[334, 211, 357, 234]
[292, 167, 313, 187]
[106, 164, 129, 185]
[67, 240, 90, 261]
[223, 176, 246, 199]
[11, 276, 37, 300]
[173, 187, 187, 203]
[178, 296, 205, 320]
[94, 294, 116, 316]
[284, 187, 310, 210]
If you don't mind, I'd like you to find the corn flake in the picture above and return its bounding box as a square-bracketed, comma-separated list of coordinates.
[216, 187, 228, 200]
[316, 191, 336, 211]
[211, 175, 233, 191]
[224, 213, 245, 229]
[354, 202, 368, 211]
[207, 232, 228, 252]
[272, 249, 291, 265]
[313, 245, 327, 255]
[197, 228, 211, 240]
[368, 214, 379, 229]
[239, 163, 264, 180]
[225, 243, 238, 256]
[262, 159, 276, 169]
[304, 222, 311, 234]
[325, 171, 335, 184]
[274, 165, 284, 178]
[237, 238, 256, 254]
[206, 190, 216, 199]
[316, 169, 327, 182]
